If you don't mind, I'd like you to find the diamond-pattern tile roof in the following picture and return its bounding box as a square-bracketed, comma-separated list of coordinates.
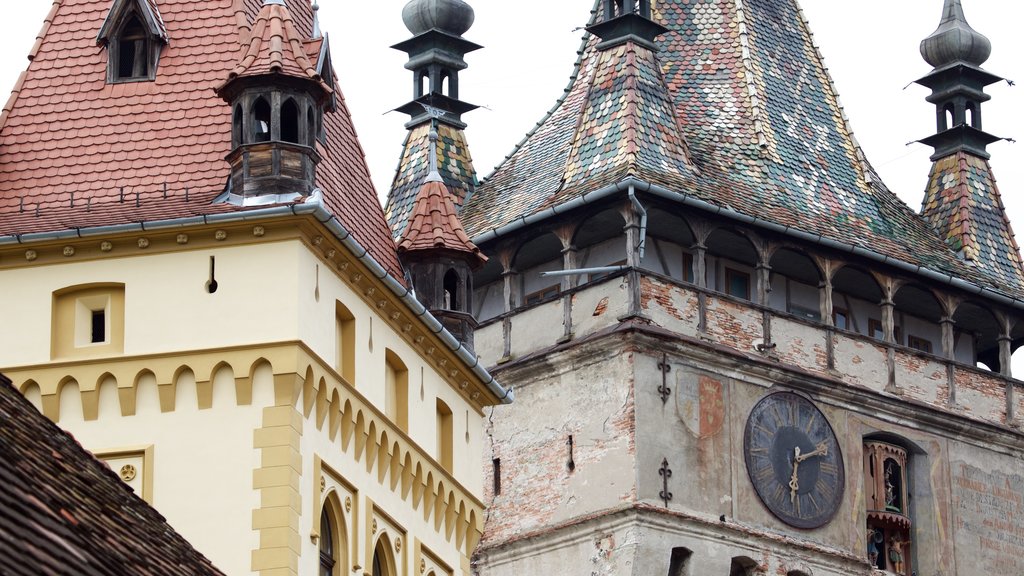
[0, 374, 225, 576]
[0, 0, 400, 279]
[385, 123, 477, 239]
[398, 178, 486, 265]
[463, 0, 1024, 298]
[922, 152, 1023, 290]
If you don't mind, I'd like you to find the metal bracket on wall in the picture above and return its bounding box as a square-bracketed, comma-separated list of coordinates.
[657, 353, 672, 404]
[659, 458, 673, 507]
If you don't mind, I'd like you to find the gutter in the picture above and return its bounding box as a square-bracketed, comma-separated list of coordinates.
[0, 195, 512, 405]
[471, 176, 1024, 312]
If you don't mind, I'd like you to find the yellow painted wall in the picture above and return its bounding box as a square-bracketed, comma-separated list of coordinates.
[0, 227, 488, 576]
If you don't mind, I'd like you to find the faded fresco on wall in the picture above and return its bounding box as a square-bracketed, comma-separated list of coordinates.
[952, 461, 1024, 573]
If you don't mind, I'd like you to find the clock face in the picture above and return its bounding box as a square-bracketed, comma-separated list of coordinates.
[743, 392, 845, 529]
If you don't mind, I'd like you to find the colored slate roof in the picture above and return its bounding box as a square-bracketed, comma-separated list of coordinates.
[385, 122, 477, 239]
[922, 152, 1023, 290]
[221, 0, 329, 93]
[462, 0, 1024, 298]
[398, 178, 486, 265]
[560, 39, 695, 199]
[0, 0, 400, 279]
[0, 374, 225, 576]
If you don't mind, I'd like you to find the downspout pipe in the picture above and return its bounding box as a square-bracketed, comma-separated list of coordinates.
[0, 194, 512, 404]
[470, 176, 1024, 312]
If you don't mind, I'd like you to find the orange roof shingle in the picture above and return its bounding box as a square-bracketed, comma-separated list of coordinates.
[398, 177, 485, 267]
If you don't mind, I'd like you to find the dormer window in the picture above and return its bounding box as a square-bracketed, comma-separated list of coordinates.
[98, 0, 167, 84]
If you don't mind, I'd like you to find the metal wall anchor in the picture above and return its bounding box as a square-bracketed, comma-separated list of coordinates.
[659, 458, 673, 507]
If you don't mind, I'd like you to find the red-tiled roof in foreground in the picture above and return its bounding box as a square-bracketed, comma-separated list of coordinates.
[0, 374, 225, 576]
[0, 0, 400, 278]
[398, 178, 486, 266]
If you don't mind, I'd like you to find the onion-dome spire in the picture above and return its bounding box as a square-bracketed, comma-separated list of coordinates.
[402, 0, 475, 37]
[920, 0, 991, 69]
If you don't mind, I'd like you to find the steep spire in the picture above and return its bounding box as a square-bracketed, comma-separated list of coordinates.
[918, 1, 1024, 291]
[384, 0, 481, 240]
[914, 0, 1002, 161]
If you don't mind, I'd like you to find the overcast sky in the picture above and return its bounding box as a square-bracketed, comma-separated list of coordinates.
[0, 0, 1020, 239]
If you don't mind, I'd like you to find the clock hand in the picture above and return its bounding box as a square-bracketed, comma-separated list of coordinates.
[789, 446, 801, 503]
[795, 442, 829, 463]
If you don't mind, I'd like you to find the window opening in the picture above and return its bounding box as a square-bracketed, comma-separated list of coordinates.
[253, 98, 272, 142]
[233, 105, 243, 147]
[307, 107, 317, 146]
[682, 252, 695, 284]
[724, 267, 751, 300]
[668, 547, 692, 576]
[336, 302, 356, 384]
[436, 399, 453, 472]
[116, 14, 150, 80]
[944, 104, 955, 131]
[443, 269, 460, 311]
[966, 103, 976, 129]
[832, 307, 849, 330]
[524, 284, 560, 306]
[385, 350, 409, 432]
[91, 310, 106, 344]
[281, 98, 300, 144]
[907, 335, 933, 354]
[492, 458, 501, 496]
[319, 508, 336, 576]
[868, 318, 901, 344]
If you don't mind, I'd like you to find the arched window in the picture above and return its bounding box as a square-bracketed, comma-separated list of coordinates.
[966, 102, 977, 129]
[944, 104, 955, 131]
[372, 537, 395, 576]
[443, 269, 460, 310]
[319, 508, 336, 576]
[281, 99, 300, 144]
[253, 98, 272, 142]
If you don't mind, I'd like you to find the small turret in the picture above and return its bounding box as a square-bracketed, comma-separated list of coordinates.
[216, 0, 333, 205]
[398, 125, 487, 351]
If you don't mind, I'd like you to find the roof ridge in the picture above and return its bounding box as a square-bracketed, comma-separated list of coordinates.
[623, 43, 640, 175]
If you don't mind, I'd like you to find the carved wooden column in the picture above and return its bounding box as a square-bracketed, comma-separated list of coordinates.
[941, 315, 957, 406]
[999, 313, 1014, 422]
[881, 278, 898, 392]
[757, 256, 774, 354]
[623, 204, 642, 317]
[694, 242, 708, 335]
[820, 261, 836, 371]
[560, 242, 578, 342]
[499, 247, 517, 363]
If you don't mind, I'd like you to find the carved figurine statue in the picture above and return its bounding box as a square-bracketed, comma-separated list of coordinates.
[867, 528, 881, 566]
[888, 536, 909, 574]
[884, 462, 897, 510]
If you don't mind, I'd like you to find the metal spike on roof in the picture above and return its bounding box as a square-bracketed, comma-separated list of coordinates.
[312, 1, 322, 39]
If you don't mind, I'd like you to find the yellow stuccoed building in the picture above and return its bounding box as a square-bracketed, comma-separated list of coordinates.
[0, 1, 509, 576]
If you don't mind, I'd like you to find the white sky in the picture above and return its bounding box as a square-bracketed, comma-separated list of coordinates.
[0, 1, 1020, 249]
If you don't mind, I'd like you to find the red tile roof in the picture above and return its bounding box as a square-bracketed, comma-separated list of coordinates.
[398, 178, 486, 266]
[221, 0, 329, 94]
[0, 374, 225, 576]
[0, 0, 401, 278]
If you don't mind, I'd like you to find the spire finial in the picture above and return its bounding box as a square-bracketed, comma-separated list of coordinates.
[920, 0, 992, 69]
[426, 120, 443, 183]
[312, 1, 322, 39]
